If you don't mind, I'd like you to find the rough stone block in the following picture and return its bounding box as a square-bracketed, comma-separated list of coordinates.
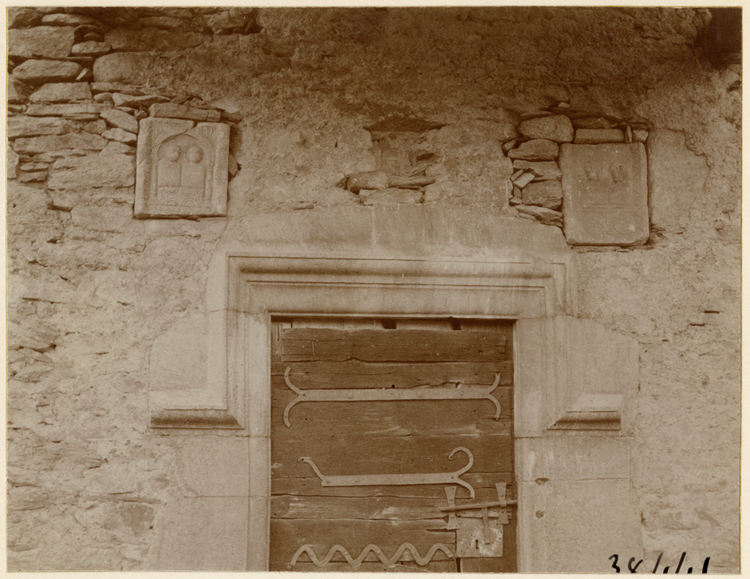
[508, 139, 559, 161]
[515, 204, 563, 227]
[81, 119, 107, 135]
[512, 160, 562, 181]
[18, 171, 48, 183]
[113, 93, 170, 108]
[48, 154, 135, 189]
[149, 103, 221, 123]
[29, 82, 92, 103]
[102, 128, 137, 145]
[522, 180, 563, 209]
[559, 143, 649, 245]
[13, 133, 107, 155]
[92, 52, 157, 85]
[647, 129, 708, 229]
[8, 487, 53, 511]
[157, 497, 248, 571]
[41, 13, 100, 26]
[7, 146, 20, 179]
[25, 103, 101, 117]
[135, 118, 230, 217]
[8, 27, 76, 59]
[8, 7, 43, 29]
[99, 108, 139, 134]
[71, 41, 112, 57]
[574, 128, 625, 143]
[100, 141, 137, 155]
[513, 172, 535, 188]
[518, 115, 574, 143]
[8, 116, 75, 138]
[8, 78, 35, 104]
[12, 60, 83, 85]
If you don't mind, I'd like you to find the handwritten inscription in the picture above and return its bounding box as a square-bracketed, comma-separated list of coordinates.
[609, 552, 710, 574]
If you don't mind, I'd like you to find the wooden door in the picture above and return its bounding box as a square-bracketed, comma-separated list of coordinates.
[269, 317, 516, 572]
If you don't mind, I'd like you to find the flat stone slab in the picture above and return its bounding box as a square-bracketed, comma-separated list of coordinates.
[12, 59, 83, 85]
[100, 108, 139, 133]
[522, 180, 563, 209]
[29, 82, 92, 103]
[559, 143, 649, 245]
[135, 118, 229, 217]
[512, 160, 562, 181]
[508, 139, 559, 161]
[8, 26, 76, 59]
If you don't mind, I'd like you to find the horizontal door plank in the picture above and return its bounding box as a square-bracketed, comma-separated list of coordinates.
[272, 433, 513, 479]
[272, 495, 447, 521]
[280, 328, 506, 362]
[272, 392, 514, 434]
[272, 472, 515, 499]
[271, 518, 456, 571]
[288, 561, 457, 572]
[273, 361, 513, 389]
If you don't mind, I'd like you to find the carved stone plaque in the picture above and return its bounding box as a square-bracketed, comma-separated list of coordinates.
[559, 143, 649, 245]
[135, 118, 229, 217]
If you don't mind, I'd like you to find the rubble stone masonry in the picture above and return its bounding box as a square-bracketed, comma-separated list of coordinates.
[6, 6, 740, 572]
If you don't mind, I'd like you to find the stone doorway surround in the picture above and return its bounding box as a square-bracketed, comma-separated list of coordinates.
[147, 207, 642, 572]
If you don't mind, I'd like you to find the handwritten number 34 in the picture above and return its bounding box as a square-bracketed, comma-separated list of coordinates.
[609, 554, 642, 573]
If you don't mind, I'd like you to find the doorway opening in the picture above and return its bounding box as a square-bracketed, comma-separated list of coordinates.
[269, 316, 517, 572]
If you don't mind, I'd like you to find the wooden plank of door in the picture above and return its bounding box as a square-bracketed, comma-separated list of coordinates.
[272, 472, 516, 499]
[271, 389, 513, 434]
[272, 433, 513, 479]
[279, 328, 506, 362]
[271, 360, 513, 388]
[290, 560, 458, 572]
[271, 518, 457, 572]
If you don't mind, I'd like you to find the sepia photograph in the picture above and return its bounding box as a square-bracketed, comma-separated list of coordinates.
[5, 3, 741, 573]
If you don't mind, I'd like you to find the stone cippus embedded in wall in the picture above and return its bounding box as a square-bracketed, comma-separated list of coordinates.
[134, 117, 230, 218]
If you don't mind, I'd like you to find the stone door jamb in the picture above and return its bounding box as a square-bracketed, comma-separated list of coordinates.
[149, 253, 639, 572]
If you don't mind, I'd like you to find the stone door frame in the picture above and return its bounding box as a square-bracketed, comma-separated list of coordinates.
[150, 252, 639, 572]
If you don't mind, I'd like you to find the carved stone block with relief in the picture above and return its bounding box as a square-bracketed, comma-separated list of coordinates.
[135, 118, 229, 218]
[559, 143, 649, 245]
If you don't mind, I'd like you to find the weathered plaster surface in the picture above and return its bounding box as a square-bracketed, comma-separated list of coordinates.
[7, 7, 740, 572]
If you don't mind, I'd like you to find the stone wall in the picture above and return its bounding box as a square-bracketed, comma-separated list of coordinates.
[6, 6, 740, 572]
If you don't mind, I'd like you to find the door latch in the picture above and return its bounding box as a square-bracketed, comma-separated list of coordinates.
[442, 482, 516, 558]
